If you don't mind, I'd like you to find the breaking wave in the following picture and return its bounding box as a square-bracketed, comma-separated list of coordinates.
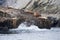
[8, 23, 50, 34]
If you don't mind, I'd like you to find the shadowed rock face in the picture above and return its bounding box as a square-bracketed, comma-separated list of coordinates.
[0, 6, 60, 30]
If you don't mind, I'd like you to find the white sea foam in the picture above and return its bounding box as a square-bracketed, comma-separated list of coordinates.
[10, 23, 49, 32]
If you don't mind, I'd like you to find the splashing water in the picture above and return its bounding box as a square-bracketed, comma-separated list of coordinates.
[10, 22, 50, 33]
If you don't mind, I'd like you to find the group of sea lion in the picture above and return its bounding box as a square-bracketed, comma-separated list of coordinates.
[24, 10, 60, 29]
[0, 6, 60, 31]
